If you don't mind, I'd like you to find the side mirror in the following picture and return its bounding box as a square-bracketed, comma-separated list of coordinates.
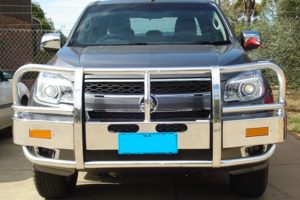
[241, 30, 261, 51]
[40, 33, 62, 53]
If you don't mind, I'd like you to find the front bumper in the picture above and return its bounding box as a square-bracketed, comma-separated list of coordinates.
[12, 62, 286, 170]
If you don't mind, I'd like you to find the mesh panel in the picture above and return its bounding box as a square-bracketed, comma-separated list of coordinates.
[0, 29, 56, 88]
[156, 124, 188, 132]
[108, 124, 139, 133]
[85, 81, 211, 94]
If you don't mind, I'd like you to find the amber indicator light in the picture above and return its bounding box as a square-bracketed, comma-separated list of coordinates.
[246, 127, 269, 137]
[29, 130, 52, 139]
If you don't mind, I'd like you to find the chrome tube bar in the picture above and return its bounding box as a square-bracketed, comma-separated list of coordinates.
[22, 145, 277, 169]
[84, 67, 212, 75]
[85, 78, 212, 83]
[13, 62, 286, 170]
[211, 66, 222, 167]
[12, 64, 75, 106]
[144, 71, 151, 122]
[221, 145, 276, 167]
[12, 105, 74, 116]
[223, 103, 285, 114]
[220, 61, 286, 104]
[85, 160, 212, 168]
[13, 62, 286, 115]
[73, 68, 85, 169]
[23, 147, 76, 169]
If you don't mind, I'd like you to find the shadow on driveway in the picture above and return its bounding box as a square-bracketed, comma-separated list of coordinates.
[0, 132, 32, 183]
[0, 132, 299, 200]
[68, 172, 243, 200]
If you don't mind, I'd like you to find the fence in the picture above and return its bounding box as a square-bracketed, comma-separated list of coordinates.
[0, 29, 55, 86]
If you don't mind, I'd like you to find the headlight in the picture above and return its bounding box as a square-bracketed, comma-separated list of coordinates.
[35, 72, 73, 105]
[224, 70, 265, 102]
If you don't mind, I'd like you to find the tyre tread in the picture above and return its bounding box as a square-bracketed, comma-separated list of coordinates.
[33, 169, 77, 199]
[230, 164, 269, 197]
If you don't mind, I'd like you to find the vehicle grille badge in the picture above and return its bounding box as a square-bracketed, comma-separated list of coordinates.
[139, 95, 158, 113]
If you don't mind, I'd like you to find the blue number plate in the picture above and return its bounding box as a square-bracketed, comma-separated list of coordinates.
[118, 132, 178, 155]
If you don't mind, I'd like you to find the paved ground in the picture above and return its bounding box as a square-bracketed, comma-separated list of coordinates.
[0, 132, 299, 200]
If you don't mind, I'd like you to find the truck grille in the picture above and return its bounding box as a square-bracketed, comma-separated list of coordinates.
[85, 78, 211, 122]
[85, 80, 211, 95]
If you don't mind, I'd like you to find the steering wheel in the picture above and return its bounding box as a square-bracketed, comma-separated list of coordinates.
[97, 34, 129, 44]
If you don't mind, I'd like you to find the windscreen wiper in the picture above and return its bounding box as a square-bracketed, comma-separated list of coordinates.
[193, 40, 231, 45]
[100, 42, 149, 46]
[127, 42, 148, 45]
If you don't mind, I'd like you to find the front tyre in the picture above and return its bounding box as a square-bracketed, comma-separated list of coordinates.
[230, 163, 269, 197]
[33, 169, 78, 199]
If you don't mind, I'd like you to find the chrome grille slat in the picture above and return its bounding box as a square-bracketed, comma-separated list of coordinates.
[87, 111, 210, 122]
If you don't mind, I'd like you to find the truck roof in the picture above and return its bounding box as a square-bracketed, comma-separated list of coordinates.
[89, 0, 213, 6]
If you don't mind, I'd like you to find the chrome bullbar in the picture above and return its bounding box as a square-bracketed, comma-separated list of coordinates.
[12, 61, 286, 169]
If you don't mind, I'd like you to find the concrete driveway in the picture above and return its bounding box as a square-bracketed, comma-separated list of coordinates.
[0, 133, 299, 200]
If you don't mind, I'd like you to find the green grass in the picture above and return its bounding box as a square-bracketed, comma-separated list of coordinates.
[289, 116, 300, 124]
[288, 115, 300, 133]
[277, 89, 300, 134]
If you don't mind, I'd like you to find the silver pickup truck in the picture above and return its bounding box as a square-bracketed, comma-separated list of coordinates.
[12, 0, 286, 199]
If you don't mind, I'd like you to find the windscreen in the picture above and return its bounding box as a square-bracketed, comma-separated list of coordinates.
[71, 3, 229, 46]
